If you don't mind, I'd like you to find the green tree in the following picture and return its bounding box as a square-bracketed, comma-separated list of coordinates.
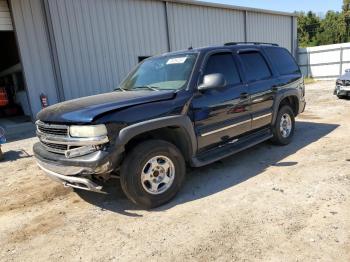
[343, 0, 350, 12]
[297, 11, 320, 47]
[316, 11, 347, 45]
[343, 0, 350, 40]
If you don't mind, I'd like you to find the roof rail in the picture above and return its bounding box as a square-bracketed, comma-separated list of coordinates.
[224, 42, 279, 47]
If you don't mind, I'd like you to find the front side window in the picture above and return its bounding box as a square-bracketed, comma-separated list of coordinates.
[204, 53, 241, 85]
[239, 52, 272, 82]
[119, 53, 198, 91]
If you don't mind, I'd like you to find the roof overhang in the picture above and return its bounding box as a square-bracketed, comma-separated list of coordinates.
[161, 0, 297, 17]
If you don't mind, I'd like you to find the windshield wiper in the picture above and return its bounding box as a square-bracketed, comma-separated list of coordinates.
[114, 86, 127, 92]
[133, 85, 160, 91]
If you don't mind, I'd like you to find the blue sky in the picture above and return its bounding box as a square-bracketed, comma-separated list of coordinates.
[200, 0, 342, 14]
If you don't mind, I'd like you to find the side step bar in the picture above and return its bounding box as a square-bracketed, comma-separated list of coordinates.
[191, 128, 273, 167]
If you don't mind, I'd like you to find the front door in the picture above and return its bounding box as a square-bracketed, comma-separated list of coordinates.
[191, 51, 251, 152]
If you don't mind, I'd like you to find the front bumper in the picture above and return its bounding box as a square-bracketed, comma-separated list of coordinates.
[34, 142, 123, 192]
[334, 85, 350, 96]
[36, 159, 103, 192]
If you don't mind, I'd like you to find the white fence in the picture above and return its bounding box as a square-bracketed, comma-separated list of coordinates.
[298, 43, 350, 80]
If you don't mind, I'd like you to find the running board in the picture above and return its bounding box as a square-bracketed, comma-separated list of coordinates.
[191, 128, 273, 167]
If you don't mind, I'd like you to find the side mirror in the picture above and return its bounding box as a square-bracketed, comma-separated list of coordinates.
[198, 73, 226, 91]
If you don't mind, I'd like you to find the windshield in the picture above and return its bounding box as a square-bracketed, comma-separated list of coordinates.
[118, 53, 198, 91]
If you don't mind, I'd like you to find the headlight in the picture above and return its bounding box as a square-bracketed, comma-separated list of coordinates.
[69, 125, 107, 138]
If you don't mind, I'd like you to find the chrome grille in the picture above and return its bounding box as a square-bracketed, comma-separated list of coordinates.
[37, 121, 68, 137]
[36, 121, 109, 157]
[36, 121, 69, 154]
[41, 141, 68, 154]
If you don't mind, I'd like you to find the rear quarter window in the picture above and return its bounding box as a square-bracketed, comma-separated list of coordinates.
[265, 47, 300, 76]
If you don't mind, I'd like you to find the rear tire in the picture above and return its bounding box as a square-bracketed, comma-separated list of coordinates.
[271, 105, 295, 145]
[120, 140, 186, 209]
[337, 95, 346, 99]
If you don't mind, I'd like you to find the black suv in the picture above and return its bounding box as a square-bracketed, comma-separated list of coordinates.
[34, 43, 306, 208]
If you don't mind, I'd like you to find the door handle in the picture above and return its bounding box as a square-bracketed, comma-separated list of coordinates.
[240, 92, 249, 99]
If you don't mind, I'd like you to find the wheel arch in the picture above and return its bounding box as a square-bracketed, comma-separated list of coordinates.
[116, 115, 197, 162]
[272, 91, 300, 125]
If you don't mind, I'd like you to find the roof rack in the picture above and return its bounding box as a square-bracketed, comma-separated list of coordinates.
[224, 42, 279, 46]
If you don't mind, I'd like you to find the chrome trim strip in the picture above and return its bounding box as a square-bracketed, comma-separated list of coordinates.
[37, 132, 109, 146]
[65, 145, 97, 159]
[253, 113, 272, 121]
[251, 98, 265, 103]
[36, 120, 69, 130]
[201, 119, 251, 137]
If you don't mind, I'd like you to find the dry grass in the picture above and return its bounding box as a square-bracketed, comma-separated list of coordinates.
[304, 77, 316, 84]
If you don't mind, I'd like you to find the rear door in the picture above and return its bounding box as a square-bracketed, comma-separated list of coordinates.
[237, 49, 277, 130]
[191, 51, 251, 152]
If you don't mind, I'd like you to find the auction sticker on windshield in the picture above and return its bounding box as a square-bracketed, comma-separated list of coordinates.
[166, 57, 187, 64]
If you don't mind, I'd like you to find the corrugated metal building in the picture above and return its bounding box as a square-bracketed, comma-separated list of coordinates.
[1, 0, 297, 120]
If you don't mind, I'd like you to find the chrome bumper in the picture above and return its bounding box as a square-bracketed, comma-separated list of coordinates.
[36, 159, 103, 192]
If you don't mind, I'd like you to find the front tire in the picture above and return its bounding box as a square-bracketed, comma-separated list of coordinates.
[271, 105, 295, 145]
[120, 140, 186, 209]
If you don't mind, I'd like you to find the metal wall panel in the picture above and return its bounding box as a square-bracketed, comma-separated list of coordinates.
[298, 43, 350, 79]
[0, 0, 13, 31]
[47, 0, 169, 100]
[10, 0, 296, 117]
[167, 2, 245, 51]
[10, 0, 59, 117]
[246, 12, 292, 51]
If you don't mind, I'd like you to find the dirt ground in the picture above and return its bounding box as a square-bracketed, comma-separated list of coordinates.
[0, 81, 349, 262]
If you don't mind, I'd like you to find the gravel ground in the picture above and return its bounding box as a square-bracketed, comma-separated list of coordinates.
[0, 81, 349, 262]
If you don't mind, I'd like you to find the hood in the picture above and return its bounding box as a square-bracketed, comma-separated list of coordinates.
[37, 90, 176, 123]
[338, 72, 350, 80]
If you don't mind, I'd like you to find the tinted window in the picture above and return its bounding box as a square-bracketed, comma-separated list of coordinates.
[239, 52, 271, 82]
[204, 53, 241, 85]
[265, 47, 300, 75]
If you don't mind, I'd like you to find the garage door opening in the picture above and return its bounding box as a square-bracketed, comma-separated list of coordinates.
[0, 31, 31, 127]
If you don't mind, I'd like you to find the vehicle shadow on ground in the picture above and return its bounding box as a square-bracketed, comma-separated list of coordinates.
[76, 121, 338, 216]
[1, 149, 32, 162]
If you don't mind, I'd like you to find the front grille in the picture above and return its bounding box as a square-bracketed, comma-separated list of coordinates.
[338, 80, 350, 86]
[37, 122, 68, 137]
[41, 141, 68, 153]
[36, 121, 69, 154]
[36, 121, 108, 157]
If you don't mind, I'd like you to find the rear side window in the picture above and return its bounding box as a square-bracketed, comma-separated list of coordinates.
[264, 47, 300, 75]
[204, 53, 241, 85]
[239, 52, 271, 82]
